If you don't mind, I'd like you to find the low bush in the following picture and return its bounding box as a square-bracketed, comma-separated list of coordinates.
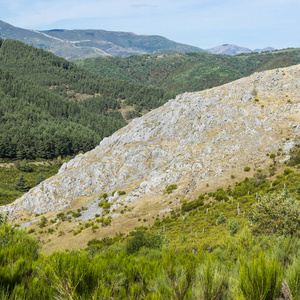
[181, 195, 204, 213]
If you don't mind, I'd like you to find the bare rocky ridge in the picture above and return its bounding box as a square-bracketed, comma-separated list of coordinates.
[1, 65, 300, 220]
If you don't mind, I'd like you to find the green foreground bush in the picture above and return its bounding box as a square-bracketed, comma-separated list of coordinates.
[1, 216, 300, 299]
[1, 166, 300, 299]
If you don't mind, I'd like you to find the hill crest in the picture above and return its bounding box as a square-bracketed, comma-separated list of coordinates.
[0, 20, 205, 59]
[206, 44, 275, 55]
[2, 65, 299, 230]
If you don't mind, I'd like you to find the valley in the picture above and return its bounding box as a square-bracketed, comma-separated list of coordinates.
[0, 33, 300, 299]
[2, 64, 299, 250]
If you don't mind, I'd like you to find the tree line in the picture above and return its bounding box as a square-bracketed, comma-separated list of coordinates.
[75, 48, 300, 94]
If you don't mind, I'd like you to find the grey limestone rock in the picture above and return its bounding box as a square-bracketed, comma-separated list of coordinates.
[1, 65, 300, 218]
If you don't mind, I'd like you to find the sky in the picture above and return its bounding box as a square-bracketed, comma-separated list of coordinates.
[0, 0, 299, 50]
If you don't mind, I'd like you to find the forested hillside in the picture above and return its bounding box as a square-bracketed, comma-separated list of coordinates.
[75, 48, 300, 94]
[0, 38, 173, 160]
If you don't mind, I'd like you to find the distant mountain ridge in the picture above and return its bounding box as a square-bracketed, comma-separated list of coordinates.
[0, 20, 205, 60]
[206, 44, 275, 55]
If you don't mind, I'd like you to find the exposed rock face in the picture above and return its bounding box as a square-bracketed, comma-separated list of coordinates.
[2, 65, 300, 218]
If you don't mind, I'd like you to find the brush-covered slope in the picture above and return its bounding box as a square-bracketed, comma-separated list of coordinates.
[75, 48, 300, 94]
[2, 65, 299, 223]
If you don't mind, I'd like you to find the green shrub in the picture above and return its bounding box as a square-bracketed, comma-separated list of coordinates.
[126, 230, 162, 254]
[102, 216, 112, 227]
[214, 188, 229, 202]
[283, 168, 293, 175]
[39, 216, 48, 228]
[181, 195, 204, 213]
[239, 252, 283, 300]
[98, 202, 111, 209]
[0, 222, 40, 296]
[91, 225, 99, 232]
[35, 173, 46, 185]
[165, 184, 178, 194]
[19, 159, 33, 172]
[72, 212, 82, 218]
[56, 212, 67, 221]
[288, 146, 300, 166]
[286, 256, 300, 299]
[217, 213, 226, 225]
[14, 174, 30, 192]
[244, 166, 251, 172]
[229, 219, 240, 235]
[195, 256, 229, 300]
[250, 189, 300, 237]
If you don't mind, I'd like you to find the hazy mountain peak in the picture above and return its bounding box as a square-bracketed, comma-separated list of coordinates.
[206, 44, 276, 55]
[206, 44, 253, 55]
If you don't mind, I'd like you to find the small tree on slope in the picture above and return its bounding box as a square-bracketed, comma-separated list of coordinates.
[250, 188, 300, 237]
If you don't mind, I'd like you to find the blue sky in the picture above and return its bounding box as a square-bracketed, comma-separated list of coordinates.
[0, 0, 299, 49]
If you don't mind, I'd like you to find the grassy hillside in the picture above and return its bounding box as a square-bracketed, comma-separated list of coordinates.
[0, 160, 62, 205]
[1, 146, 300, 299]
[75, 48, 300, 94]
[0, 38, 173, 160]
[23, 144, 300, 253]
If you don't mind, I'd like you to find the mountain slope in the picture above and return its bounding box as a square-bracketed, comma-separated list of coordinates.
[2, 65, 299, 251]
[75, 48, 300, 94]
[0, 38, 173, 160]
[206, 44, 252, 55]
[0, 20, 101, 60]
[206, 44, 276, 55]
[0, 20, 205, 59]
[42, 28, 205, 57]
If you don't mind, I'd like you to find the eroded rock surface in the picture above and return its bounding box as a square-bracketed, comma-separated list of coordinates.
[2, 65, 300, 218]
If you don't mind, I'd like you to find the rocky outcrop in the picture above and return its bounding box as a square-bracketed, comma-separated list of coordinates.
[2, 65, 300, 218]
